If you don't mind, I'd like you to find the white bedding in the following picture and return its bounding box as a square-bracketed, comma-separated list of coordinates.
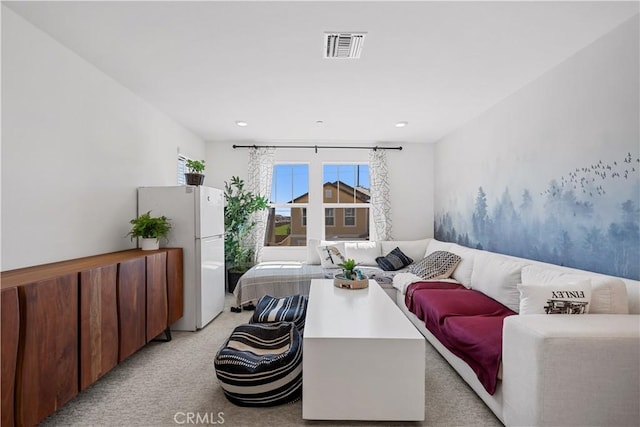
[233, 262, 411, 306]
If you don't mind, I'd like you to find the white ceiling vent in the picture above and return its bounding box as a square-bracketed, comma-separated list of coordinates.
[324, 32, 366, 59]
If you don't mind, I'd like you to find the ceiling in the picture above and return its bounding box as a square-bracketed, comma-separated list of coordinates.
[4, 1, 639, 144]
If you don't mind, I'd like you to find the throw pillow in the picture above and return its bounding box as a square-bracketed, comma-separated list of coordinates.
[316, 245, 346, 268]
[518, 281, 592, 315]
[409, 251, 461, 280]
[376, 247, 414, 271]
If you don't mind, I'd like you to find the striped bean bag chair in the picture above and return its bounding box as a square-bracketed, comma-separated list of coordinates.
[250, 294, 308, 334]
[214, 321, 302, 407]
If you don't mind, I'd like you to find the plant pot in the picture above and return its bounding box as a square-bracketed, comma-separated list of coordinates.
[141, 238, 160, 251]
[333, 273, 369, 289]
[185, 173, 205, 186]
[227, 269, 245, 293]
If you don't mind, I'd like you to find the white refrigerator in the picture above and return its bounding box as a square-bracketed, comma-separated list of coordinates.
[138, 185, 225, 331]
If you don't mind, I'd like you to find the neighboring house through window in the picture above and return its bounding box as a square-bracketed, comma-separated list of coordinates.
[263, 161, 371, 247]
[264, 164, 309, 247]
[323, 164, 370, 241]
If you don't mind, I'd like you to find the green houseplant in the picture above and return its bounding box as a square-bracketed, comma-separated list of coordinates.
[224, 176, 269, 292]
[334, 258, 368, 289]
[185, 159, 206, 186]
[337, 258, 358, 280]
[127, 211, 172, 250]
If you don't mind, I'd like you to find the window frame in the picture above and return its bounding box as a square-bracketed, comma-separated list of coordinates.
[321, 162, 371, 241]
[344, 207, 356, 227]
[325, 208, 335, 226]
[265, 162, 310, 247]
[177, 154, 188, 185]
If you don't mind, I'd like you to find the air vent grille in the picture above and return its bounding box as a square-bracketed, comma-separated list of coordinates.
[324, 32, 366, 59]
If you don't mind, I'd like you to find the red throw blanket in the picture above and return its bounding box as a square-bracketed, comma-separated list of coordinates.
[405, 281, 515, 395]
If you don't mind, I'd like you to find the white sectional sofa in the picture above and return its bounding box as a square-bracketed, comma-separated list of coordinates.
[389, 238, 640, 427]
[237, 237, 639, 425]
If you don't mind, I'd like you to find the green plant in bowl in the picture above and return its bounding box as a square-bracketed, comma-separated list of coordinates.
[338, 258, 358, 280]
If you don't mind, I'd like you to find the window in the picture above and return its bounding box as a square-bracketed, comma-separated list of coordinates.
[264, 164, 309, 247]
[344, 208, 356, 227]
[323, 164, 370, 240]
[325, 208, 335, 226]
[177, 155, 187, 185]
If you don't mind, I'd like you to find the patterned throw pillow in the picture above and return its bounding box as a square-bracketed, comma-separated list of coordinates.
[376, 247, 413, 271]
[316, 245, 345, 268]
[409, 250, 462, 280]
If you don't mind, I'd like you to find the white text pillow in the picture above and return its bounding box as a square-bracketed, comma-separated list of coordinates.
[521, 265, 628, 314]
[518, 281, 592, 315]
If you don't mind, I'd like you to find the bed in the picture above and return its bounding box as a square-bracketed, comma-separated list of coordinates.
[232, 239, 433, 307]
[232, 262, 407, 306]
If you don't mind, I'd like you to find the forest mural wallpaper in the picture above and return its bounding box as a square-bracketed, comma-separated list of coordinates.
[434, 16, 639, 281]
[435, 151, 640, 280]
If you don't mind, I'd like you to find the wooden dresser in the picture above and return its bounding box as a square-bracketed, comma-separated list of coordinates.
[0, 248, 183, 427]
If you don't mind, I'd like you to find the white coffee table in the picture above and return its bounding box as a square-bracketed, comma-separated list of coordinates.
[302, 279, 425, 421]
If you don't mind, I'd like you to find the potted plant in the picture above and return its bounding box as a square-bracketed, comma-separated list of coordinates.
[127, 211, 172, 250]
[185, 159, 206, 186]
[334, 258, 369, 289]
[224, 176, 269, 292]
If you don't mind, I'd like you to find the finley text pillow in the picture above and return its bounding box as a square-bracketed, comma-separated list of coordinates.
[518, 281, 592, 315]
[409, 251, 461, 280]
[316, 245, 346, 268]
[376, 247, 414, 271]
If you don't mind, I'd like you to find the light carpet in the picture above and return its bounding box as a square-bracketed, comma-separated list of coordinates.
[40, 294, 502, 427]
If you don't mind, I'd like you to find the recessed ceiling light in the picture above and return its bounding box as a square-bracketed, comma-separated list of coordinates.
[316, 120, 324, 124]
[235, 121, 248, 127]
[395, 121, 408, 128]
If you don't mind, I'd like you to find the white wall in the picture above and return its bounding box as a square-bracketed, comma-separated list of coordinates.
[1, 7, 205, 270]
[205, 141, 434, 260]
[433, 15, 639, 279]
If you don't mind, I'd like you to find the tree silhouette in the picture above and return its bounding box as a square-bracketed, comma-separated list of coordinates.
[472, 187, 489, 248]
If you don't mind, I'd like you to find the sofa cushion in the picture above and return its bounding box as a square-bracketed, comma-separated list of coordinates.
[307, 238, 321, 264]
[344, 242, 380, 266]
[448, 244, 476, 289]
[521, 265, 629, 314]
[409, 251, 461, 280]
[376, 247, 414, 271]
[518, 281, 592, 315]
[470, 253, 527, 313]
[426, 239, 453, 256]
[380, 239, 430, 263]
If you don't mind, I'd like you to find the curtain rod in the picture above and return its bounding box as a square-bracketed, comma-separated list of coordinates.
[232, 144, 402, 152]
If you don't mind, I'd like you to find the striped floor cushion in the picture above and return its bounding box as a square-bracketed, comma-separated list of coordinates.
[250, 294, 308, 334]
[214, 321, 302, 407]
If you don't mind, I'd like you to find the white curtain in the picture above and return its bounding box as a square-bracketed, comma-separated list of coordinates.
[247, 147, 275, 263]
[369, 149, 392, 240]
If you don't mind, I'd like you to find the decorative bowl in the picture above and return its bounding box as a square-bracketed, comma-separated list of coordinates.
[333, 274, 369, 289]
